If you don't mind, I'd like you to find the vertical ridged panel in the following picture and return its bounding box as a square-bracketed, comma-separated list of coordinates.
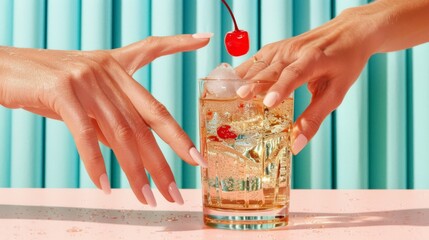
[334, 0, 369, 189]
[110, 0, 151, 189]
[44, 0, 80, 188]
[0, 0, 13, 187]
[409, 45, 429, 189]
[151, 0, 183, 187]
[293, 0, 332, 189]
[80, 0, 112, 188]
[10, 0, 46, 187]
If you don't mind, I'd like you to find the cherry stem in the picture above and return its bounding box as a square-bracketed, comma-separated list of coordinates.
[221, 0, 240, 31]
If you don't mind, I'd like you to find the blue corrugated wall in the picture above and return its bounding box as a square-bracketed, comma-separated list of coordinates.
[0, 0, 428, 189]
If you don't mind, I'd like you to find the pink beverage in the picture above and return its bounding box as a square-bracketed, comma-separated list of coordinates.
[199, 65, 293, 230]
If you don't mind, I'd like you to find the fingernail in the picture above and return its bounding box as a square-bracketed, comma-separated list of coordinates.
[189, 147, 208, 168]
[292, 134, 308, 155]
[263, 92, 279, 107]
[142, 184, 157, 207]
[99, 173, 111, 195]
[236, 85, 251, 98]
[168, 182, 184, 205]
[192, 32, 214, 39]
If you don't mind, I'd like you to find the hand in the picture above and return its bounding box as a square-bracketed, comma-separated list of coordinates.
[0, 33, 212, 206]
[235, 10, 379, 155]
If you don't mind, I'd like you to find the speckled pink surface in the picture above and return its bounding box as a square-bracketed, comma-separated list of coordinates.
[0, 189, 428, 239]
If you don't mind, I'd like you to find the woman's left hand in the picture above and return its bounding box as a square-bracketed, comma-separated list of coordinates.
[0, 34, 212, 206]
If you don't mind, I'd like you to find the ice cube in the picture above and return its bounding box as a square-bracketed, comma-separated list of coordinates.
[205, 63, 242, 98]
[207, 63, 240, 80]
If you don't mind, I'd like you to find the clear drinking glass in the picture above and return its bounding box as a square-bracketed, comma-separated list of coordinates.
[199, 78, 294, 230]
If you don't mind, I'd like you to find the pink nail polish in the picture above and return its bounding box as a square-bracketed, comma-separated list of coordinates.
[168, 182, 184, 205]
[292, 134, 308, 155]
[99, 173, 111, 195]
[142, 184, 157, 207]
[263, 92, 279, 107]
[236, 85, 251, 98]
[189, 147, 208, 168]
[192, 32, 214, 39]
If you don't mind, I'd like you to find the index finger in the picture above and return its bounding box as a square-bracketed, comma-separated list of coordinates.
[234, 57, 254, 78]
[110, 34, 213, 75]
[103, 62, 208, 168]
[139, 88, 208, 168]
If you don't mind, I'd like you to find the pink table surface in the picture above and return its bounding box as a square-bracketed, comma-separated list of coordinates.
[0, 189, 428, 240]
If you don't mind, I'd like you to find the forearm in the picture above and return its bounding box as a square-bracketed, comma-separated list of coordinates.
[0, 47, 9, 106]
[350, 0, 429, 53]
[0, 46, 23, 107]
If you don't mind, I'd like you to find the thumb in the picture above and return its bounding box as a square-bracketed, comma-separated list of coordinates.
[291, 88, 344, 155]
[110, 33, 213, 75]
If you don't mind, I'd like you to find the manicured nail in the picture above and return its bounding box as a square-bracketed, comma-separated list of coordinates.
[189, 147, 208, 168]
[263, 92, 279, 107]
[168, 182, 184, 205]
[142, 184, 157, 207]
[192, 32, 214, 39]
[236, 85, 251, 98]
[292, 134, 308, 155]
[99, 173, 111, 195]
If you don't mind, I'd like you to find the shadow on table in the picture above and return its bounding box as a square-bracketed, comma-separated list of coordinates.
[283, 208, 429, 231]
[0, 204, 205, 231]
[1, 204, 429, 231]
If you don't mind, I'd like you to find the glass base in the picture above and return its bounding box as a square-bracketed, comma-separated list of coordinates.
[203, 207, 288, 230]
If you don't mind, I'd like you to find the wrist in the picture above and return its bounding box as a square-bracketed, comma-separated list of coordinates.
[0, 48, 5, 102]
[337, 3, 388, 57]
[354, 0, 429, 53]
[0, 47, 12, 106]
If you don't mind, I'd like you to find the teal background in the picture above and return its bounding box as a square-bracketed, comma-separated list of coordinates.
[0, 0, 428, 189]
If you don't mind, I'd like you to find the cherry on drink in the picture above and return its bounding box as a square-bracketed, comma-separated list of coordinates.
[221, 0, 250, 57]
[216, 125, 237, 140]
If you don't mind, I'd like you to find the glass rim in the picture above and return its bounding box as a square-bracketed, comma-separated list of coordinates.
[199, 78, 277, 84]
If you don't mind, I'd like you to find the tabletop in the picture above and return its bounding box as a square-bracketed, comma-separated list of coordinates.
[0, 189, 428, 240]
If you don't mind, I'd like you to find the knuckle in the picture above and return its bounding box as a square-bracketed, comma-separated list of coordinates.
[53, 72, 74, 95]
[277, 59, 288, 66]
[93, 51, 113, 66]
[144, 36, 162, 57]
[149, 99, 171, 124]
[286, 40, 301, 54]
[71, 62, 95, 81]
[86, 153, 104, 166]
[126, 159, 146, 173]
[266, 69, 281, 79]
[114, 123, 134, 142]
[134, 125, 154, 144]
[152, 162, 171, 175]
[262, 42, 276, 51]
[303, 47, 325, 64]
[173, 35, 184, 43]
[303, 115, 323, 135]
[144, 36, 160, 47]
[274, 80, 292, 95]
[120, 160, 145, 176]
[269, 60, 288, 77]
[285, 64, 304, 78]
[167, 129, 188, 145]
[79, 125, 97, 140]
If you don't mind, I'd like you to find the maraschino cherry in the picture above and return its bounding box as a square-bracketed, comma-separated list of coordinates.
[217, 125, 237, 140]
[221, 0, 249, 57]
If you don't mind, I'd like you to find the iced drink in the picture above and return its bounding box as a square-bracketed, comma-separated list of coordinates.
[199, 63, 293, 230]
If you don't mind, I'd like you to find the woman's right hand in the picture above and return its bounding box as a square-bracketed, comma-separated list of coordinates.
[235, 6, 382, 155]
[236, 0, 429, 155]
[0, 33, 212, 206]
